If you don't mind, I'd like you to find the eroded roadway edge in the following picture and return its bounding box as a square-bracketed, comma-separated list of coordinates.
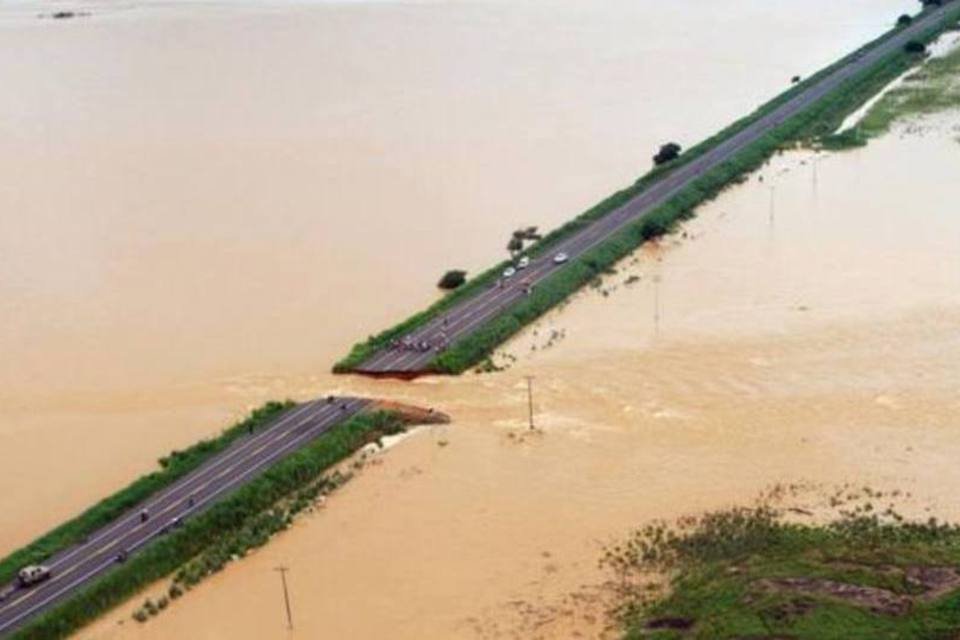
[0, 396, 370, 637]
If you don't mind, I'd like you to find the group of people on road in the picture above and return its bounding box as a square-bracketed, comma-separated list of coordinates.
[388, 316, 453, 355]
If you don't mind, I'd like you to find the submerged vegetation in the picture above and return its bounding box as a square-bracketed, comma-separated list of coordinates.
[0, 401, 294, 587]
[607, 493, 960, 639]
[11, 410, 412, 640]
[336, 3, 960, 375]
[824, 33, 960, 150]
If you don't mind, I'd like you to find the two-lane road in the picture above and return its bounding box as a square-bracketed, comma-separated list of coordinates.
[356, 0, 959, 374]
[0, 396, 369, 637]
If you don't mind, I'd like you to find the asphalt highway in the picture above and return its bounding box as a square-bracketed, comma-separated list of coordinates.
[357, 0, 958, 374]
[0, 396, 369, 637]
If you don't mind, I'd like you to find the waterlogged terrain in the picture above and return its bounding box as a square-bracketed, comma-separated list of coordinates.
[0, 0, 916, 551]
[78, 110, 960, 638]
[3, 0, 958, 638]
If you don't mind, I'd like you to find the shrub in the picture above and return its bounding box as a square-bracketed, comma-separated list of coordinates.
[437, 270, 467, 290]
[905, 39, 927, 54]
[652, 142, 682, 166]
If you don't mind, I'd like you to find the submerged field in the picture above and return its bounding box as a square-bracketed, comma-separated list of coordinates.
[4, 0, 960, 638]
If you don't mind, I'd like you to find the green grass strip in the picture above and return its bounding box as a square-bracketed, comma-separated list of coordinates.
[0, 401, 295, 587]
[9, 410, 405, 640]
[335, 4, 960, 374]
[429, 5, 960, 373]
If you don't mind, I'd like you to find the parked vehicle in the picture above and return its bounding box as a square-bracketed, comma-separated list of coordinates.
[517, 256, 530, 269]
[17, 565, 51, 587]
[503, 266, 516, 279]
[553, 252, 569, 264]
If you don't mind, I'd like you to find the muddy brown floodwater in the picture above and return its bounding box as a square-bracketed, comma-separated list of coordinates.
[3, 0, 957, 638]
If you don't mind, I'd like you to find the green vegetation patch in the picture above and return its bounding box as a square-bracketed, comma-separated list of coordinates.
[608, 497, 960, 639]
[430, 6, 960, 373]
[336, 3, 960, 375]
[0, 401, 294, 587]
[10, 410, 407, 640]
[824, 34, 960, 150]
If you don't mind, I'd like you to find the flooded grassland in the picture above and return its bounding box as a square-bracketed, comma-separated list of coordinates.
[82, 104, 960, 640]
[4, 0, 958, 638]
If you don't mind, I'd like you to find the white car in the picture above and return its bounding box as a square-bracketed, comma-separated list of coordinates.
[553, 252, 569, 264]
[517, 256, 530, 269]
[18, 565, 52, 587]
[503, 266, 516, 279]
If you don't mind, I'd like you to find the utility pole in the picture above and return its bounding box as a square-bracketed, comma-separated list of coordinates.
[274, 566, 294, 630]
[524, 375, 535, 430]
[653, 275, 661, 338]
[768, 185, 776, 226]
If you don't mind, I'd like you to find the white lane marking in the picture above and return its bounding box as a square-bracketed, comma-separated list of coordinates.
[364, 3, 960, 372]
[0, 402, 367, 632]
[0, 401, 348, 615]
[43, 401, 321, 571]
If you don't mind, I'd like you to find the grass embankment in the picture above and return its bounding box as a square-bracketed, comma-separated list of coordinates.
[823, 33, 960, 149]
[10, 409, 418, 640]
[0, 401, 294, 587]
[608, 496, 960, 639]
[335, 4, 960, 375]
[429, 5, 960, 373]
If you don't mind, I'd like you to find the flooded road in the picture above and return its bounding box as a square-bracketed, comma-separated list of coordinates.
[4, 0, 958, 637]
[80, 116, 960, 639]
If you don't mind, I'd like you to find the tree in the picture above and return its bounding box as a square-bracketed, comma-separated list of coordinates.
[653, 142, 682, 166]
[507, 236, 524, 257]
[897, 14, 913, 26]
[437, 270, 467, 290]
[904, 40, 927, 54]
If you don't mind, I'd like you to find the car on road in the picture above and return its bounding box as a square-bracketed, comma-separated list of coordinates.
[17, 565, 51, 588]
[503, 266, 516, 279]
[517, 256, 530, 269]
[553, 252, 569, 264]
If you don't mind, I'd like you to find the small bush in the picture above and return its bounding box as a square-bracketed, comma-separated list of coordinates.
[905, 39, 927, 54]
[437, 270, 467, 290]
[652, 142, 682, 166]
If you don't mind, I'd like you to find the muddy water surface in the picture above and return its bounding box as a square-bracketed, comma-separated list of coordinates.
[81, 120, 960, 638]
[3, 0, 956, 638]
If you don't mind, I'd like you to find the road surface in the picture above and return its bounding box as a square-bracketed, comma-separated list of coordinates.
[356, 0, 957, 374]
[0, 396, 369, 637]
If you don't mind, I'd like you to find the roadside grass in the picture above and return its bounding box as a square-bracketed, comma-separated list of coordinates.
[335, 4, 960, 375]
[430, 5, 960, 373]
[608, 499, 960, 639]
[9, 410, 410, 640]
[0, 401, 295, 588]
[824, 35, 960, 149]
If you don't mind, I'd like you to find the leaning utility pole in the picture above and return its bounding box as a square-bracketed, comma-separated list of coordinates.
[524, 375, 535, 430]
[274, 566, 294, 630]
